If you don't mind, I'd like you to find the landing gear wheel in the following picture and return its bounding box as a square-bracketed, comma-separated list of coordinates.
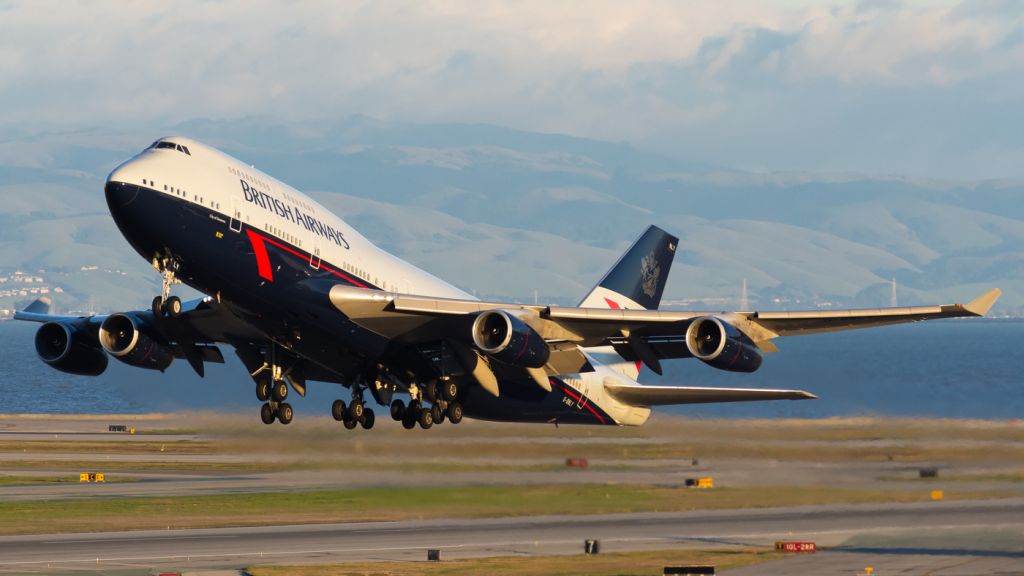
[390, 399, 406, 421]
[431, 403, 445, 424]
[344, 417, 358, 430]
[151, 296, 164, 318]
[256, 379, 271, 402]
[272, 381, 289, 402]
[360, 409, 375, 430]
[277, 402, 294, 425]
[418, 408, 434, 429]
[425, 380, 439, 403]
[331, 399, 347, 421]
[442, 380, 459, 402]
[401, 416, 416, 430]
[260, 403, 276, 425]
[447, 402, 464, 424]
[349, 401, 365, 422]
[164, 295, 182, 317]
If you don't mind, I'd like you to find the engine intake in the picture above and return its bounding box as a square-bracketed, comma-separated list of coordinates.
[685, 316, 762, 373]
[34, 322, 108, 376]
[99, 313, 174, 372]
[471, 309, 550, 368]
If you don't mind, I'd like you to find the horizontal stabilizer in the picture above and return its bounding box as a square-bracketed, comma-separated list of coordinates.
[605, 382, 816, 407]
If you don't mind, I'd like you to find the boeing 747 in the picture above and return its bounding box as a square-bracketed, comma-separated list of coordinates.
[16, 138, 1002, 429]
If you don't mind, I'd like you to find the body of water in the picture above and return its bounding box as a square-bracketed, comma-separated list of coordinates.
[1, 319, 1021, 418]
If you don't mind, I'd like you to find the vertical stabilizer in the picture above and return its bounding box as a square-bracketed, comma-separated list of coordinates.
[578, 226, 678, 380]
[578, 225, 678, 311]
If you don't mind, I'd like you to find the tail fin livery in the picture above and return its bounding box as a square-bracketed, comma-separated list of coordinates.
[579, 225, 678, 311]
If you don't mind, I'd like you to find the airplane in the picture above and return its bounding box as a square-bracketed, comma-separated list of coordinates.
[16, 137, 1002, 430]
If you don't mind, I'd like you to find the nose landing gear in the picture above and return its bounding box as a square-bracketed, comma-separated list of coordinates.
[151, 255, 183, 318]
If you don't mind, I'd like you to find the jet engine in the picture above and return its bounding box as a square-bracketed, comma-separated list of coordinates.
[34, 321, 108, 376]
[98, 313, 174, 372]
[471, 309, 550, 368]
[685, 316, 763, 373]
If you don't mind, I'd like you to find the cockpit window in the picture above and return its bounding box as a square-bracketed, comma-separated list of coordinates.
[150, 141, 191, 156]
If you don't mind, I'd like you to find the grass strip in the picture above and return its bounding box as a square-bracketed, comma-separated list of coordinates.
[0, 484, 1006, 536]
[248, 549, 779, 576]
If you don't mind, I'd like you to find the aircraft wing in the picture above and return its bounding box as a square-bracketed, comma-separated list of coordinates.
[604, 383, 816, 406]
[13, 296, 262, 376]
[329, 284, 1000, 348]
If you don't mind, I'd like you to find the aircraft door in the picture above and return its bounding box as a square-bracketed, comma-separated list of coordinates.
[309, 238, 321, 270]
[573, 378, 589, 411]
[229, 199, 242, 233]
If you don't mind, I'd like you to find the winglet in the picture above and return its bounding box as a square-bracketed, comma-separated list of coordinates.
[23, 297, 52, 315]
[965, 288, 1001, 316]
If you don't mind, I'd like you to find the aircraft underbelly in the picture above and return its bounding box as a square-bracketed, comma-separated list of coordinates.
[461, 377, 617, 425]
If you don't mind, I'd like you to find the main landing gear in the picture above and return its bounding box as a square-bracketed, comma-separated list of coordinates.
[260, 400, 293, 425]
[253, 348, 297, 426]
[331, 386, 375, 431]
[151, 255, 183, 318]
[390, 379, 464, 430]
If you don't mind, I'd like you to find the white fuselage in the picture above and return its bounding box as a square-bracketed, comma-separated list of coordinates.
[107, 137, 471, 300]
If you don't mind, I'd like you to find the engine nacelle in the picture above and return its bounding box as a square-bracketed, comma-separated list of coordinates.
[99, 313, 174, 372]
[34, 322, 108, 376]
[685, 316, 763, 373]
[471, 309, 550, 368]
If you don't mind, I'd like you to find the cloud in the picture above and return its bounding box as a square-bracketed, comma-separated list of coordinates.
[1, 0, 1023, 177]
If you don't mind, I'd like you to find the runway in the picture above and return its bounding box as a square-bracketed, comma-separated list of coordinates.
[1, 498, 1022, 575]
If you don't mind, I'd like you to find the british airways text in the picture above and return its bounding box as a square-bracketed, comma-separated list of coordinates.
[240, 180, 350, 249]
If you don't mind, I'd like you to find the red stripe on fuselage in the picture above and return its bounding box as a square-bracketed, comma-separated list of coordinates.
[552, 380, 607, 424]
[246, 229, 274, 281]
[246, 229, 369, 289]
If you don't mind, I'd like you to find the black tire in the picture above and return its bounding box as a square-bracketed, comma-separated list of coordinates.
[425, 380, 439, 403]
[361, 409, 375, 430]
[442, 380, 459, 402]
[401, 416, 416, 430]
[418, 407, 434, 429]
[272, 381, 289, 402]
[164, 295, 183, 317]
[349, 401, 365, 421]
[151, 296, 164, 318]
[342, 417, 356, 430]
[260, 403, 276, 425]
[390, 399, 406, 421]
[447, 402, 464, 424]
[431, 403, 445, 424]
[256, 379, 271, 402]
[331, 399, 347, 421]
[277, 402, 294, 425]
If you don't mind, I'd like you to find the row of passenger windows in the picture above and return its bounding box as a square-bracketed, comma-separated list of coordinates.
[226, 164, 317, 215]
[228, 165, 270, 192]
[265, 222, 302, 249]
[141, 178, 220, 211]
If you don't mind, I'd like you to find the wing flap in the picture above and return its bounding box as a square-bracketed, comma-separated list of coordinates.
[605, 383, 817, 406]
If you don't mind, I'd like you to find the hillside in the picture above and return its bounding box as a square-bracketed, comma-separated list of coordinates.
[0, 117, 1020, 315]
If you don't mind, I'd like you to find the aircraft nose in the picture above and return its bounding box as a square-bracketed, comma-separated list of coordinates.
[105, 162, 140, 207]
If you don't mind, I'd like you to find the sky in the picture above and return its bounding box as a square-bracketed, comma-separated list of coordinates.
[1, 0, 1023, 178]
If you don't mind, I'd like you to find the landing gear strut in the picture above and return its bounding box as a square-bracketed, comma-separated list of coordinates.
[151, 256, 182, 318]
[252, 343, 298, 426]
[333, 385, 374, 431]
